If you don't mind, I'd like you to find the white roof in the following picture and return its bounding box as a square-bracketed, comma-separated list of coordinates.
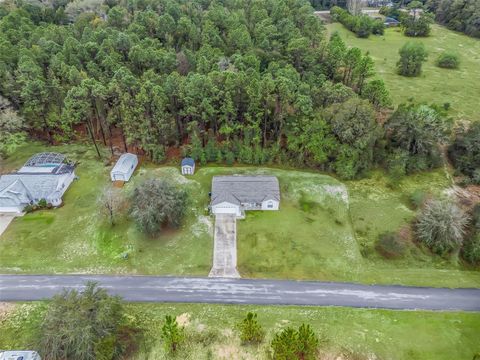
[0, 351, 41, 360]
[111, 153, 137, 175]
[211, 176, 280, 206]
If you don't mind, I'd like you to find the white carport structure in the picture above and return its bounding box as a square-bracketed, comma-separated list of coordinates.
[110, 153, 138, 182]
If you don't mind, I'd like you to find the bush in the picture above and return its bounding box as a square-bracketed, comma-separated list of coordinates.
[410, 189, 428, 209]
[37, 198, 48, 208]
[397, 42, 428, 77]
[237, 312, 265, 345]
[436, 51, 460, 69]
[130, 179, 188, 235]
[38, 282, 130, 360]
[448, 122, 480, 184]
[376, 232, 407, 258]
[271, 324, 319, 360]
[462, 233, 480, 265]
[415, 198, 469, 255]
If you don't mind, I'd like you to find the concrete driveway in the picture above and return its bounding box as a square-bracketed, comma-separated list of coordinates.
[0, 214, 15, 237]
[209, 214, 240, 278]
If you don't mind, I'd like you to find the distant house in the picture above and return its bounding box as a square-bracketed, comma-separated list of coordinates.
[210, 176, 280, 217]
[0, 152, 75, 213]
[384, 17, 400, 27]
[0, 350, 41, 360]
[181, 157, 195, 175]
[110, 153, 138, 182]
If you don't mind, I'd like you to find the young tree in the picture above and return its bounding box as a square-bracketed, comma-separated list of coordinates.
[39, 282, 127, 360]
[237, 312, 265, 345]
[416, 198, 469, 255]
[397, 42, 428, 77]
[130, 179, 188, 236]
[436, 51, 460, 69]
[161, 315, 185, 354]
[0, 108, 27, 158]
[271, 324, 320, 360]
[99, 187, 125, 226]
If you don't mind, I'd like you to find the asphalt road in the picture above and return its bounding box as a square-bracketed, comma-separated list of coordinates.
[1, 275, 479, 311]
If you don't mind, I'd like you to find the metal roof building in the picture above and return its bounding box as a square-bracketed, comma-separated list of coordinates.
[110, 153, 138, 182]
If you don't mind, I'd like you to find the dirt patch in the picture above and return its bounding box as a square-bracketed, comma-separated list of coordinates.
[0, 302, 16, 320]
[214, 344, 255, 360]
[176, 313, 191, 327]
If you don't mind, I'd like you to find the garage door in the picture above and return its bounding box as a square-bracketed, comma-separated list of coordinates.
[213, 207, 238, 215]
[0, 206, 23, 213]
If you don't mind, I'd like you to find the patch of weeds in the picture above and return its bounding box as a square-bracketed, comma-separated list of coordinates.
[298, 192, 320, 213]
[359, 242, 374, 258]
[375, 231, 408, 259]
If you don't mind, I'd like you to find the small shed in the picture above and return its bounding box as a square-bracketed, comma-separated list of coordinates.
[181, 157, 195, 175]
[110, 153, 138, 182]
[384, 17, 400, 27]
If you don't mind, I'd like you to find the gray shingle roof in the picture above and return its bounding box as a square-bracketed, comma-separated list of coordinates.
[211, 176, 280, 206]
[0, 174, 64, 202]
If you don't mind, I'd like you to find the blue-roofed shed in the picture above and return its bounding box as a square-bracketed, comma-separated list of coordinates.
[181, 158, 195, 175]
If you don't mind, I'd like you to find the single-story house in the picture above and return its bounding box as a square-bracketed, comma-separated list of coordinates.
[210, 175, 280, 217]
[110, 153, 138, 182]
[181, 157, 195, 175]
[0, 152, 75, 213]
[384, 17, 400, 27]
[0, 351, 42, 360]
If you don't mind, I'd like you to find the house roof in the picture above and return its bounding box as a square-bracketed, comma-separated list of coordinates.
[0, 173, 66, 202]
[384, 17, 400, 23]
[111, 153, 138, 175]
[211, 176, 280, 206]
[181, 157, 195, 167]
[0, 351, 41, 360]
[0, 179, 33, 205]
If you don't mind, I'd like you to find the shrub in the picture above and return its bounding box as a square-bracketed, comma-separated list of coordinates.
[397, 42, 428, 77]
[130, 179, 188, 235]
[448, 122, 480, 184]
[375, 232, 407, 258]
[436, 51, 460, 69]
[271, 324, 319, 360]
[161, 315, 185, 354]
[37, 198, 48, 208]
[410, 190, 428, 209]
[237, 312, 265, 345]
[415, 198, 469, 255]
[462, 233, 480, 265]
[38, 282, 130, 360]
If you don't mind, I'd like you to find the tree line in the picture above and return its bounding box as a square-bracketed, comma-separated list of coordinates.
[0, 0, 394, 179]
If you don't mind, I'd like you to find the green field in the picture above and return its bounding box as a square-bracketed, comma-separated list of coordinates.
[326, 23, 480, 122]
[1, 143, 479, 287]
[1, 302, 479, 360]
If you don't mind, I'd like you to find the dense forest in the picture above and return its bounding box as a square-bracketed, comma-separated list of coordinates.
[0, 0, 396, 179]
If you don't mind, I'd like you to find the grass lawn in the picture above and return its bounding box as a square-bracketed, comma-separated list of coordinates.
[1, 143, 479, 287]
[1, 302, 479, 360]
[326, 23, 480, 122]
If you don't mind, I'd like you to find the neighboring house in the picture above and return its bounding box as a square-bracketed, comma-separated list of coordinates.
[110, 153, 138, 182]
[181, 157, 195, 175]
[210, 176, 280, 217]
[0, 350, 41, 360]
[0, 152, 75, 213]
[384, 17, 400, 27]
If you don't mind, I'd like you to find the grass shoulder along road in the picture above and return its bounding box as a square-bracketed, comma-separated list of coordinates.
[1, 302, 479, 360]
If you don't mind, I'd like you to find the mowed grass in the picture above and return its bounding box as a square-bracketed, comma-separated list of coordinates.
[0, 142, 213, 275]
[1, 302, 480, 360]
[326, 23, 480, 122]
[1, 143, 479, 287]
